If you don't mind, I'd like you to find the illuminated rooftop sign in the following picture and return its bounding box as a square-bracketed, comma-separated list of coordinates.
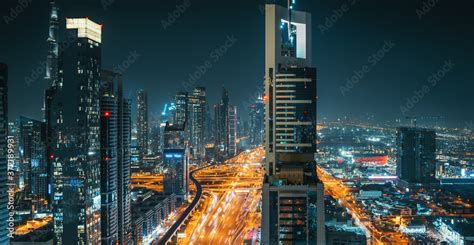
[281, 19, 306, 59]
[66, 18, 102, 43]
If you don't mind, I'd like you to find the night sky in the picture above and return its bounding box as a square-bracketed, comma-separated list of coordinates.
[1, 0, 473, 127]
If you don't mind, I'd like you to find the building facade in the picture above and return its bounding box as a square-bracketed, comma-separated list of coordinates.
[163, 149, 189, 201]
[99, 71, 119, 244]
[47, 18, 102, 244]
[137, 90, 148, 159]
[18, 117, 47, 209]
[249, 97, 264, 147]
[261, 4, 325, 244]
[188, 87, 206, 160]
[214, 88, 229, 158]
[396, 127, 437, 185]
[174, 92, 188, 129]
[101, 71, 133, 244]
[162, 124, 189, 202]
[45, 0, 59, 88]
[228, 105, 238, 156]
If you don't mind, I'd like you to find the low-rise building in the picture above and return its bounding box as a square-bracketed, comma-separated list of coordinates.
[438, 218, 474, 245]
[131, 191, 177, 244]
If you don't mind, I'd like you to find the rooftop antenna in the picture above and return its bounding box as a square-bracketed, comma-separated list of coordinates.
[287, 0, 294, 40]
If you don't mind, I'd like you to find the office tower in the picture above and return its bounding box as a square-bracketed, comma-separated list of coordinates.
[214, 88, 230, 158]
[261, 4, 325, 244]
[137, 90, 148, 160]
[228, 106, 238, 156]
[0, 63, 9, 244]
[396, 127, 437, 185]
[45, 0, 59, 87]
[273, 67, 316, 156]
[214, 104, 222, 156]
[264, 4, 312, 172]
[249, 97, 265, 147]
[163, 149, 188, 201]
[46, 18, 102, 244]
[162, 123, 189, 202]
[101, 70, 132, 244]
[188, 87, 206, 160]
[99, 71, 119, 244]
[174, 92, 188, 128]
[18, 117, 48, 209]
[149, 114, 161, 155]
[205, 105, 213, 144]
[120, 99, 132, 244]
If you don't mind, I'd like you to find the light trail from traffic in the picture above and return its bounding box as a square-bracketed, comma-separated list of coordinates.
[177, 147, 265, 245]
[131, 174, 163, 192]
[317, 166, 409, 245]
[15, 216, 52, 235]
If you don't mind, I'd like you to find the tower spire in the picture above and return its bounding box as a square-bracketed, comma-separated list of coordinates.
[45, 0, 59, 87]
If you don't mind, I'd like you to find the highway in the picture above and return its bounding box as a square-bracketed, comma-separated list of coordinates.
[317, 166, 409, 245]
[177, 148, 265, 245]
[15, 216, 52, 235]
[131, 174, 163, 192]
[155, 165, 209, 245]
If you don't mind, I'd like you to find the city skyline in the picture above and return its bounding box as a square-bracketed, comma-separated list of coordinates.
[1, 0, 474, 244]
[1, 0, 473, 126]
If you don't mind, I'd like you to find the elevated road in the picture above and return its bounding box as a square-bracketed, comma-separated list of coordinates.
[156, 165, 209, 245]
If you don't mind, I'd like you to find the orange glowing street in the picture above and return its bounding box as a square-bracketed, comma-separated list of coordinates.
[131, 173, 163, 192]
[317, 166, 409, 245]
[177, 148, 265, 245]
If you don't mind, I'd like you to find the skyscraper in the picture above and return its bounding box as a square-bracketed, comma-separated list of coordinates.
[188, 87, 206, 160]
[163, 148, 188, 201]
[137, 90, 148, 159]
[396, 127, 437, 185]
[228, 105, 238, 156]
[249, 97, 264, 147]
[261, 4, 325, 244]
[47, 18, 102, 244]
[119, 99, 132, 244]
[18, 117, 47, 210]
[45, 0, 59, 87]
[0, 63, 9, 244]
[214, 87, 230, 159]
[101, 70, 132, 244]
[149, 114, 161, 155]
[99, 71, 119, 244]
[162, 123, 189, 202]
[174, 91, 188, 128]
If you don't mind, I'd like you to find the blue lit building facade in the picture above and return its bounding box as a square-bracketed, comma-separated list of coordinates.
[47, 18, 102, 244]
[18, 117, 48, 210]
[162, 122, 189, 202]
[163, 149, 189, 202]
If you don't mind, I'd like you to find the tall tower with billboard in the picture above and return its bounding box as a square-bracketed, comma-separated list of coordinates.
[262, 3, 325, 244]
